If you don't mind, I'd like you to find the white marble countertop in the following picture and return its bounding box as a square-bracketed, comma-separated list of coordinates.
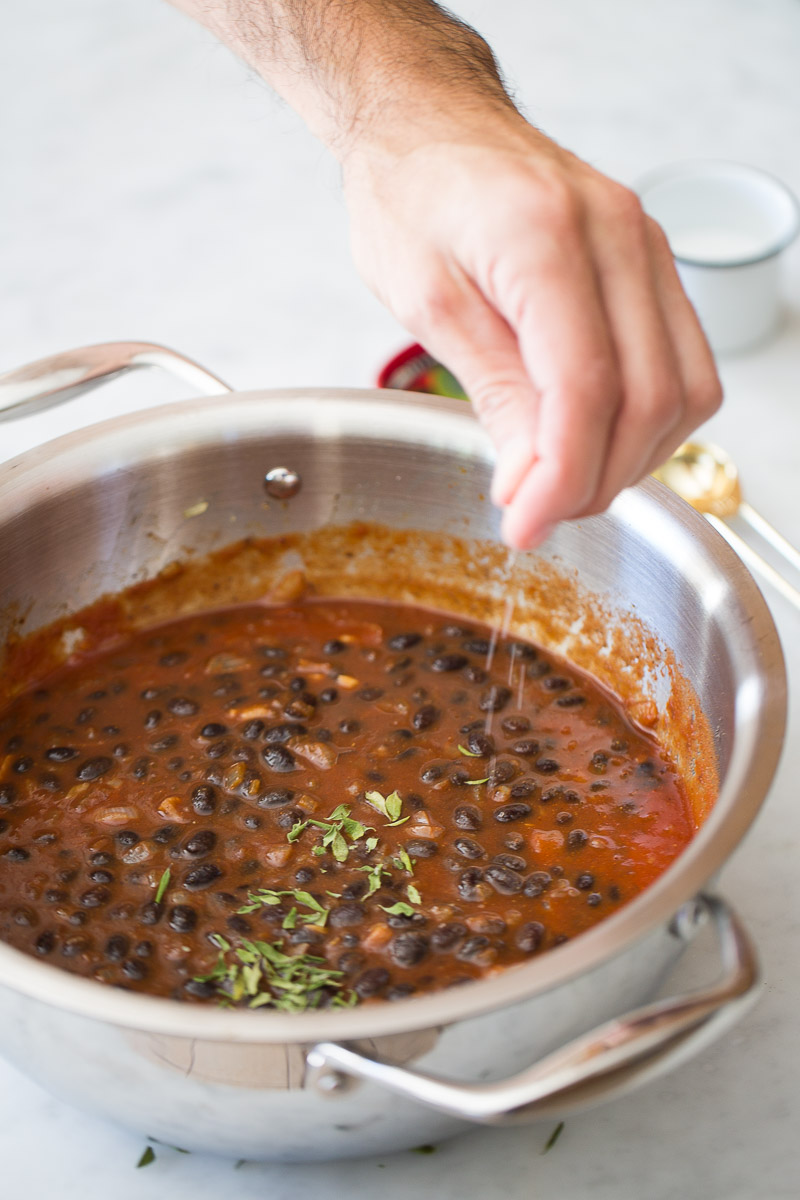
[1, 2, 799, 1196]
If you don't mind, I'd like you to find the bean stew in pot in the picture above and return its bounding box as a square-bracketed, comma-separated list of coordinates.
[0, 594, 694, 1011]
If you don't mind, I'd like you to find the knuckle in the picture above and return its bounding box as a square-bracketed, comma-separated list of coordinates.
[397, 269, 459, 338]
[691, 373, 724, 419]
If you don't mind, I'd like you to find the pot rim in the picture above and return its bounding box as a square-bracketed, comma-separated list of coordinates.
[0, 388, 787, 1042]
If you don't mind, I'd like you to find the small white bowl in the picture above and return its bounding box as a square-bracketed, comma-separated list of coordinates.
[638, 160, 800, 354]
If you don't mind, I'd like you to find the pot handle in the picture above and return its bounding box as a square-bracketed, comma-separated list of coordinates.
[306, 894, 758, 1125]
[0, 341, 231, 422]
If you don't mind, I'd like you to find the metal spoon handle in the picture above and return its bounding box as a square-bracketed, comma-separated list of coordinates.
[706, 514, 800, 610]
[738, 501, 800, 576]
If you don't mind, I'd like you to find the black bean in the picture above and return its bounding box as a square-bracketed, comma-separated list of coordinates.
[557, 694, 587, 708]
[45, 746, 78, 762]
[76, 708, 95, 725]
[184, 863, 222, 890]
[260, 645, 286, 660]
[454, 836, 485, 860]
[69, 912, 88, 927]
[453, 805, 482, 831]
[354, 967, 390, 998]
[134, 940, 153, 958]
[493, 803, 531, 823]
[35, 931, 56, 955]
[556, 811, 573, 825]
[523, 871, 553, 897]
[458, 867, 485, 900]
[484, 864, 523, 894]
[116, 830, 139, 847]
[587, 893, 603, 907]
[89, 869, 114, 884]
[227, 915, 252, 935]
[479, 686, 511, 713]
[420, 764, 443, 783]
[159, 650, 188, 667]
[75, 756, 112, 782]
[243, 815, 261, 830]
[168, 904, 197, 932]
[357, 687, 383, 702]
[516, 922, 545, 953]
[131, 757, 150, 780]
[412, 704, 439, 731]
[609, 885, 621, 902]
[12, 907, 35, 926]
[289, 927, 323, 946]
[199, 722, 227, 739]
[489, 760, 516, 785]
[62, 936, 89, 957]
[337, 950, 365, 973]
[430, 922, 467, 951]
[430, 652, 468, 673]
[576, 872, 595, 890]
[341, 878, 368, 900]
[35, 832, 56, 845]
[466, 730, 494, 757]
[241, 719, 265, 740]
[510, 780, 537, 799]
[206, 739, 231, 759]
[139, 901, 162, 925]
[183, 830, 217, 857]
[494, 852, 527, 872]
[191, 784, 217, 815]
[508, 641, 537, 661]
[78, 886, 110, 907]
[502, 715, 531, 735]
[12, 757, 33, 774]
[463, 638, 491, 655]
[258, 787, 295, 808]
[44, 889, 67, 903]
[535, 758, 560, 774]
[390, 932, 429, 968]
[0, 784, 17, 807]
[511, 739, 540, 758]
[4, 847, 30, 862]
[105, 934, 129, 961]
[457, 935, 490, 960]
[153, 824, 178, 844]
[388, 632, 422, 650]
[262, 746, 296, 772]
[184, 979, 217, 999]
[387, 911, 427, 928]
[591, 751, 609, 773]
[319, 689, 339, 704]
[329, 903, 366, 928]
[387, 984, 416, 1001]
[323, 638, 346, 654]
[295, 866, 315, 884]
[144, 710, 162, 730]
[122, 958, 147, 981]
[168, 696, 199, 716]
[110, 903, 134, 920]
[404, 838, 438, 858]
[544, 676, 571, 691]
[462, 665, 487, 684]
[264, 723, 301, 745]
[567, 829, 589, 849]
[5, 735, 22, 752]
[276, 807, 304, 830]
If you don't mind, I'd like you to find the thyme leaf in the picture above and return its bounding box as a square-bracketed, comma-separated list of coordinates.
[154, 867, 171, 905]
[136, 1146, 156, 1168]
[238, 888, 329, 928]
[457, 744, 481, 757]
[192, 937, 357, 1011]
[541, 1121, 565, 1155]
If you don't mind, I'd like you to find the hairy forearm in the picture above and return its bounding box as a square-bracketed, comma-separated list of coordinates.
[169, 0, 514, 156]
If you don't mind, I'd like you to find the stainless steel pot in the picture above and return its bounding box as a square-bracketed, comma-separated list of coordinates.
[0, 343, 786, 1161]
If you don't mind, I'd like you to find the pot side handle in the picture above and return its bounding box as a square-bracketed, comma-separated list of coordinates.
[306, 894, 758, 1125]
[0, 341, 231, 422]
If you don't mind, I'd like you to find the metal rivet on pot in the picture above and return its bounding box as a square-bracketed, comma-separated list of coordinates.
[264, 467, 302, 499]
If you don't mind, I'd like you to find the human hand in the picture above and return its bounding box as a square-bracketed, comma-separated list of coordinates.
[343, 115, 722, 549]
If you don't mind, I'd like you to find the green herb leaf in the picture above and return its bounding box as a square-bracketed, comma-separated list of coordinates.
[393, 848, 414, 874]
[288, 819, 308, 842]
[541, 1121, 565, 1155]
[465, 777, 490, 786]
[137, 1146, 156, 1168]
[379, 901, 416, 917]
[365, 836, 379, 853]
[385, 815, 410, 827]
[407, 883, 422, 905]
[413, 1144, 437, 1155]
[365, 789, 403, 823]
[192, 936, 356, 1012]
[154, 867, 171, 905]
[457, 744, 481, 757]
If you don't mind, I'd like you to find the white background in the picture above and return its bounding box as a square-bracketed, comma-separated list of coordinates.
[1, 2, 799, 1197]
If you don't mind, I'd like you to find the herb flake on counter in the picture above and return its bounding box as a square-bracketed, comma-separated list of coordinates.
[154, 867, 171, 905]
[136, 1146, 156, 1168]
[541, 1121, 565, 1154]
